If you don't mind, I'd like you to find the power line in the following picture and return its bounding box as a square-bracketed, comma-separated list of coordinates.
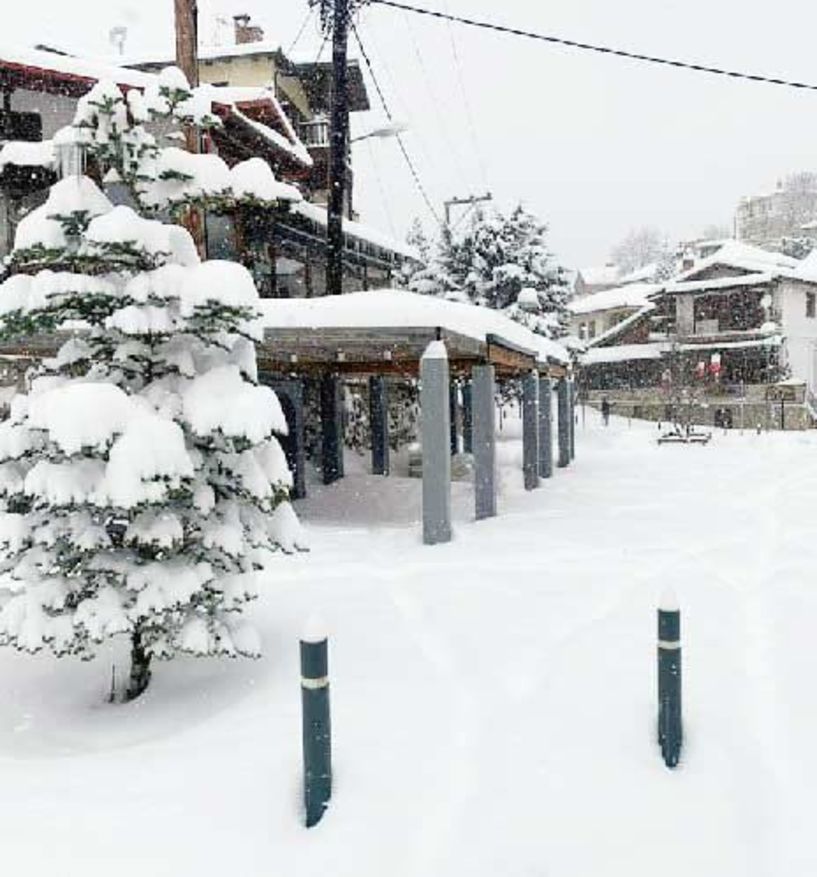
[440, 0, 489, 188]
[350, 21, 443, 225]
[369, 0, 817, 93]
[286, 6, 316, 56]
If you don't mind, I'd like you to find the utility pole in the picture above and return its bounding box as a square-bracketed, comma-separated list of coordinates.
[174, 0, 199, 89]
[444, 192, 492, 226]
[327, 0, 351, 296]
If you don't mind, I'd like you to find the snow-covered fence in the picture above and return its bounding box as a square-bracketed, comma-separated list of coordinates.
[301, 623, 332, 828]
[657, 592, 682, 769]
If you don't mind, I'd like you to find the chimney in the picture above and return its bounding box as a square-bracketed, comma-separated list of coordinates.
[234, 14, 264, 44]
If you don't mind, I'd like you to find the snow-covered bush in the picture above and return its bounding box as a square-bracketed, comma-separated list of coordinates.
[0, 71, 304, 701]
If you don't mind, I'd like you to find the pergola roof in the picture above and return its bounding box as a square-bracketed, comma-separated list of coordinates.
[256, 290, 570, 377]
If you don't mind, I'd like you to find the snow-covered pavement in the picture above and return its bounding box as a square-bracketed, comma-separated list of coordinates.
[1, 415, 816, 876]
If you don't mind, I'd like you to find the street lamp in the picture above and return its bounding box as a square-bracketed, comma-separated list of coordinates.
[350, 121, 408, 144]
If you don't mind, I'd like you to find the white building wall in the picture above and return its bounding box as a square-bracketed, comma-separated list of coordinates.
[779, 280, 817, 388]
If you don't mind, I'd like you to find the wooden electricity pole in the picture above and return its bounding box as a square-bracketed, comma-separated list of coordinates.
[173, 0, 205, 254]
[326, 0, 351, 296]
[174, 0, 200, 89]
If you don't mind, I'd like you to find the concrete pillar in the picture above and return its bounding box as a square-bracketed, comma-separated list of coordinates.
[449, 380, 460, 455]
[538, 375, 553, 479]
[369, 375, 389, 476]
[522, 371, 540, 490]
[557, 376, 570, 468]
[462, 380, 474, 454]
[421, 341, 452, 545]
[320, 373, 344, 485]
[472, 364, 496, 520]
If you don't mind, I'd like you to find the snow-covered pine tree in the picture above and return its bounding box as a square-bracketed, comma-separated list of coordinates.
[459, 205, 570, 339]
[0, 70, 304, 701]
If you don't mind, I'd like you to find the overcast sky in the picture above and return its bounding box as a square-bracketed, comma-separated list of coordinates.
[6, 0, 817, 269]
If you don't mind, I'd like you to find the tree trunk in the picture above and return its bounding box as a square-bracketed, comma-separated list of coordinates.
[126, 626, 152, 702]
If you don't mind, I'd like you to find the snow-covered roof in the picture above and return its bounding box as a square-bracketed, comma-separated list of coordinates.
[292, 202, 418, 262]
[617, 263, 658, 285]
[664, 273, 775, 295]
[0, 139, 55, 172]
[579, 264, 621, 287]
[0, 43, 155, 90]
[123, 41, 287, 67]
[674, 241, 799, 283]
[793, 250, 817, 283]
[257, 289, 570, 365]
[587, 303, 655, 348]
[569, 282, 659, 316]
[583, 342, 667, 365]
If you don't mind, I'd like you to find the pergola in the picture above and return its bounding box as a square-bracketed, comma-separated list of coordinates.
[255, 290, 576, 543]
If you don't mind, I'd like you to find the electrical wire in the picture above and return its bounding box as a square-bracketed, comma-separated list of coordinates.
[286, 6, 317, 56]
[350, 21, 443, 225]
[440, 0, 489, 189]
[369, 0, 817, 93]
[400, 8, 470, 192]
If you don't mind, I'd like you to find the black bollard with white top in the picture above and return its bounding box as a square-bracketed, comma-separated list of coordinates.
[657, 590, 682, 769]
[301, 619, 332, 827]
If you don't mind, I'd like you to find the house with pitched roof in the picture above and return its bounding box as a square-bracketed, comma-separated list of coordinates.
[579, 242, 817, 428]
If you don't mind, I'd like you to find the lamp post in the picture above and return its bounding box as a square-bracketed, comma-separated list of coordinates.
[350, 121, 408, 144]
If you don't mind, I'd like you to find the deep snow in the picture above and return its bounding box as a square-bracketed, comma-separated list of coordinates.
[0, 413, 815, 876]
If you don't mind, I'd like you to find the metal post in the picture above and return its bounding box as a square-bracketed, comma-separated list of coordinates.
[657, 591, 682, 769]
[472, 364, 496, 520]
[320, 373, 344, 485]
[462, 379, 473, 454]
[522, 371, 540, 490]
[569, 379, 576, 461]
[557, 377, 570, 468]
[421, 341, 452, 544]
[326, 0, 351, 296]
[369, 375, 389, 476]
[538, 375, 553, 479]
[301, 625, 332, 827]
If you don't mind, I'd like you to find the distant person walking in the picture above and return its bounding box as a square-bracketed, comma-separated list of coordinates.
[601, 396, 611, 426]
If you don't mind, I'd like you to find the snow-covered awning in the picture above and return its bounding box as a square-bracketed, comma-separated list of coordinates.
[582, 343, 668, 366]
[569, 282, 660, 316]
[256, 289, 570, 374]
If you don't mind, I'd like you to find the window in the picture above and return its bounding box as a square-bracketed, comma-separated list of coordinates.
[807, 292, 815, 318]
[588, 320, 597, 339]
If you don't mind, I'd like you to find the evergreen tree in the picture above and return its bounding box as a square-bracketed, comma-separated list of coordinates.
[458, 205, 570, 339]
[0, 71, 304, 701]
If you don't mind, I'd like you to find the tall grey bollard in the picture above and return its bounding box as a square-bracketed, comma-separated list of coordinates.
[472, 364, 496, 520]
[449, 380, 460, 455]
[462, 380, 474, 454]
[657, 590, 682, 769]
[421, 341, 452, 544]
[557, 377, 570, 468]
[301, 622, 332, 827]
[538, 375, 553, 479]
[522, 371, 540, 490]
[320, 373, 344, 485]
[369, 375, 389, 476]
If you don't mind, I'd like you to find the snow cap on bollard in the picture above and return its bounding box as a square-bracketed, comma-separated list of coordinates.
[302, 613, 329, 644]
[659, 587, 679, 613]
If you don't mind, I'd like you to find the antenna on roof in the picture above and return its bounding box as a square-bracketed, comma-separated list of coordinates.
[109, 26, 128, 56]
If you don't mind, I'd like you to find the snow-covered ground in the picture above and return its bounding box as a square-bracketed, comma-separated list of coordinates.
[1, 413, 816, 876]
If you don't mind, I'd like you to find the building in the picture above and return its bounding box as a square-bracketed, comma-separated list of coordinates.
[573, 263, 621, 298]
[579, 242, 817, 429]
[735, 176, 817, 251]
[0, 43, 413, 297]
[568, 282, 659, 342]
[125, 14, 370, 218]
